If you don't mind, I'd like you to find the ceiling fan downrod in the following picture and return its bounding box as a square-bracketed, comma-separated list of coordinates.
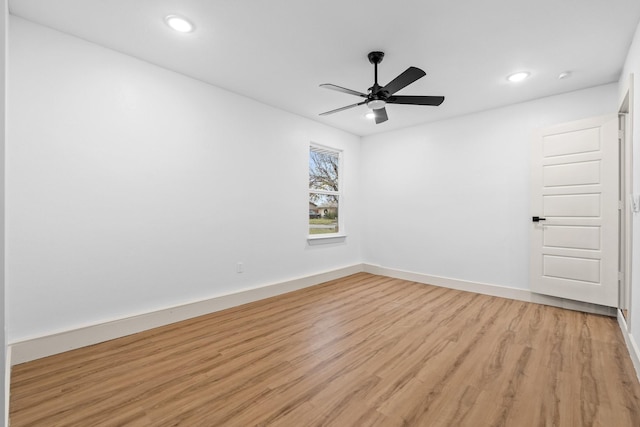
[368, 51, 384, 93]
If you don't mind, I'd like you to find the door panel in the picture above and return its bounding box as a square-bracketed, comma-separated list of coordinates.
[543, 160, 600, 187]
[543, 194, 600, 217]
[531, 115, 618, 306]
[542, 127, 600, 157]
[543, 255, 600, 283]
[543, 226, 600, 250]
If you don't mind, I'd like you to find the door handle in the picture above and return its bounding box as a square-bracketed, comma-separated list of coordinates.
[532, 216, 547, 222]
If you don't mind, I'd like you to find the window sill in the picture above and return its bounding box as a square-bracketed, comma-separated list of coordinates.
[307, 234, 347, 245]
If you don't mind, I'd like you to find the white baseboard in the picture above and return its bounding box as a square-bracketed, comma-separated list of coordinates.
[4, 346, 10, 427]
[363, 264, 616, 317]
[9, 263, 619, 366]
[9, 264, 365, 365]
[617, 309, 640, 383]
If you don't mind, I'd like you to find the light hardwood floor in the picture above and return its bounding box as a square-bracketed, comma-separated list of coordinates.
[10, 273, 640, 426]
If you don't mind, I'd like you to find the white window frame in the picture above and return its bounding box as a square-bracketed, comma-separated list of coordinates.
[308, 143, 345, 243]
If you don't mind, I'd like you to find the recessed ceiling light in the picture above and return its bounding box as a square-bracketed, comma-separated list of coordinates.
[365, 111, 376, 120]
[165, 15, 194, 33]
[507, 71, 530, 83]
[558, 71, 572, 80]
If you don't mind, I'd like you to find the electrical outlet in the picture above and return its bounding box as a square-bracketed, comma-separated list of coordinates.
[236, 262, 243, 273]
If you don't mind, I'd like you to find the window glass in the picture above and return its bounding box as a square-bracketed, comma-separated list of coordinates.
[309, 148, 339, 191]
[309, 145, 341, 235]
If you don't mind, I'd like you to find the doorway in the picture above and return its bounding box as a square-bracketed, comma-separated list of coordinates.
[619, 74, 634, 323]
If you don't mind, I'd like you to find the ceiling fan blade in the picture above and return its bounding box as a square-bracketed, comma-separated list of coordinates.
[386, 95, 445, 106]
[319, 101, 367, 116]
[374, 107, 388, 124]
[320, 84, 368, 98]
[378, 67, 426, 96]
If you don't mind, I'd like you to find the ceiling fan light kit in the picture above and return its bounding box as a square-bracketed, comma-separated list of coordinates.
[367, 99, 386, 110]
[320, 51, 445, 124]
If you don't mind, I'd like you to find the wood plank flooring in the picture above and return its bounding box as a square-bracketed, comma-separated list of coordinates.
[10, 273, 640, 426]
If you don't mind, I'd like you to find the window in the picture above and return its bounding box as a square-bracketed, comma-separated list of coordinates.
[309, 144, 341, 236]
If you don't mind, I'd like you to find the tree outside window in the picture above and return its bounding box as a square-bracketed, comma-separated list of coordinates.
[309, 145, 341, 235]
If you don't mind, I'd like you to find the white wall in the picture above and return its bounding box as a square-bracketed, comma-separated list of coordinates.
[360, 84, 618, 289]
[6, 17, 362, 343]
[620, 19, 640, 337]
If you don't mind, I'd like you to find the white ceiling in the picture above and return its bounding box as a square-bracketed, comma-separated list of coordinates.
[9, 0, 640, 136]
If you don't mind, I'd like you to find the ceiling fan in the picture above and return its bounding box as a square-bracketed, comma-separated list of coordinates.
[319, 51, 445, 124]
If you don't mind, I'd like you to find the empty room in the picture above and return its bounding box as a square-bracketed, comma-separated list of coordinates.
[3, 0, 640, 426]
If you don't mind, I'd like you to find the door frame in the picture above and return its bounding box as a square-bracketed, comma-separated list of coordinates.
[619, 73, 634, 327]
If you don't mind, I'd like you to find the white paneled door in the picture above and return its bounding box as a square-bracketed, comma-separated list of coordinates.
[530, 115, 619, 306]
